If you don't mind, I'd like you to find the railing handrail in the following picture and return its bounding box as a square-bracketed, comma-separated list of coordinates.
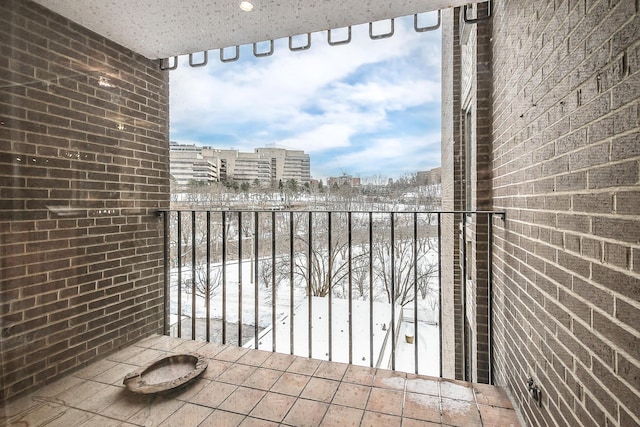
[161, 208, 503, 378]
[158, 209, 506, 216]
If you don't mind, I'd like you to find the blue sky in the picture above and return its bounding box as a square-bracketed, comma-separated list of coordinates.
[170, 14, 441, 181]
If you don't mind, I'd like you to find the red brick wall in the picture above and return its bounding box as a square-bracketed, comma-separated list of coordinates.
[489, 0, 640, 426]
[0, 0, 169, 401]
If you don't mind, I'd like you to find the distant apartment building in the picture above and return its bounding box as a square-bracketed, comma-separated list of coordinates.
[170, 143, 310, 186]
[255, 147, 311, 185]
[170, 151, 218, 185]
[327, 174, 361, 187]
[417, 167, 442, 186]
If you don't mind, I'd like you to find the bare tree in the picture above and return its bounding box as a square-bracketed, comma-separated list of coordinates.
[350, 262, 371, 300]
[372, 214, 439, 306]
[365, 174, 388, 187]
[272, 212, 368, 297]
[184, 263, 223, 299]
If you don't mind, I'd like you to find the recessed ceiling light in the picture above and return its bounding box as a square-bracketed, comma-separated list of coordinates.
[239, 1, 254, 12]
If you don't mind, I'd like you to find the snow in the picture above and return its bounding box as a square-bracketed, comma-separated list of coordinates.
[169, 258, 440, 376]
[247, 296, 392, 367]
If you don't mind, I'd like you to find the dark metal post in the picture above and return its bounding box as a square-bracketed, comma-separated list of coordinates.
[177, 211, 182, 338]
[488, 213, 494, 385]
[414, 212, 419, 374]
[254, 211, 259, 349]
[348, 211, 353, 365]
[289, 211, 295, 355]
[238, 211, 243, 347]
[390, 212, 396, 370]
[369, 212, 373, 367]
[163, 211, 170, 336]
[206, 211, 211, 342]
[462, 215, 467, 380]
[191, 211, 197, 340]
[308, 211, 313, 358]
[222, 212, 227, 344]
[272, 211, 277, 353]
[438, 212, 442, 378]
[328, 212, 333, 361]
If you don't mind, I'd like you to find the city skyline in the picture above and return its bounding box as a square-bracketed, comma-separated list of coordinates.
[170, 141, 441, 186]
[169, 14, 442, 181]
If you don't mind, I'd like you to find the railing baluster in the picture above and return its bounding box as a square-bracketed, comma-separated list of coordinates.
[177, 211, 182, 338]
[254, 211, 259, 349]
[369, 211, 373, 368]
[488, 213, 494, 385]
[414, 212, 418, 374]
[206, 211, 211, 342]
[462, 214, 467, 380]
[163, 211, 170, 336]
[438, 212, 443, 378]
[390, 211, 395, 371]
[308, 211, 313, 358]
[289, 211, 294, 355]
[348, 211, 353, 365]
[192, 211, 197, 340]
[328, 211, 333, 361]
[271, 211, 277, 353]
[238, 211, 243, 347]
[222, 211, 227, 345]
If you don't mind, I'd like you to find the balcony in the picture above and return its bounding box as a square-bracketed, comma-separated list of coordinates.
[4, 335, 521, 426]
[2, 205, 524, 426]
[5, 0, 637, 425]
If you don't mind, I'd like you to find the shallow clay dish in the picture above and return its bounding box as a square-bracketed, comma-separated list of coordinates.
[123, 353, 208, 394]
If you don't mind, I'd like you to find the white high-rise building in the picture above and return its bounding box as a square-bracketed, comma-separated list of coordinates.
[170, 149, 218, 185]
[255, 147, 310, 186]
[170, 143, 311, 186]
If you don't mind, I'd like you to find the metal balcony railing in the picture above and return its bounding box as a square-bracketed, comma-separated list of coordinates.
[160, 209, 503, 376]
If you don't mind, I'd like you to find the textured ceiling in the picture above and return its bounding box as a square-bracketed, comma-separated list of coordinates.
[33, 0, 482, 59]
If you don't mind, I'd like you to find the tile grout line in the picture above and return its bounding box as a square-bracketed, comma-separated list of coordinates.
[56, 336, 521, 426]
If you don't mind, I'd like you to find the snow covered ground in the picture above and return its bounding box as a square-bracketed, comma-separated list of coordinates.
[247, 296, 392, 366]
[394, 320, 440, 376]
[245, 296, 440, 376]
[169, 258, 440, 376]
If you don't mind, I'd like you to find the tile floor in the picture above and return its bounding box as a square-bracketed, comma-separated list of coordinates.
[1, 335, 523, 426]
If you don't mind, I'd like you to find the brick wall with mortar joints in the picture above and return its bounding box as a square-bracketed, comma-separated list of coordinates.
[0, 0, 170, 402]
[457, 0, 494, 384]
[460, 15, 481, 384]
[472, 2, 493, 384]
[441, 7, 466, 379]
[442, 3, 497, 383]
[489, 0, 640, 426]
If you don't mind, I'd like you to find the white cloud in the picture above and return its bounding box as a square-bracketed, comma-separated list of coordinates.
[169, 16, 442, 179]
[275, 123, 355, 152]
[327, 79, 439, 111]
[325, 134, 442, 178]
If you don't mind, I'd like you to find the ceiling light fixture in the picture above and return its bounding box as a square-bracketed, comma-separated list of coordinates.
[239, 1, 254, 12]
